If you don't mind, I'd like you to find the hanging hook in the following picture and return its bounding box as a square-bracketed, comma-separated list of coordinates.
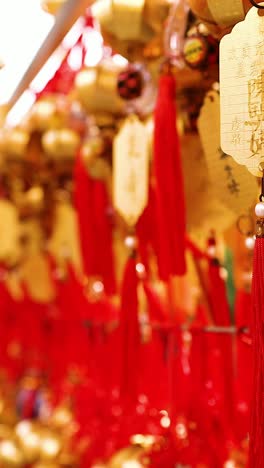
[250, 0, 264, 9]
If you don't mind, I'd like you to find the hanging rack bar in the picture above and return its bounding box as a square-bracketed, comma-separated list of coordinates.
[7, 0, 94, 110]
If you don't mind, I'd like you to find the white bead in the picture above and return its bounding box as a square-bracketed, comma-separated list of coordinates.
[255, 202, 264, 218]
[92, 281, 104, 294]
[245, 236, 255, 250]
[207, 246, 216, 257]
[124, 235, 137, 249]
[136, 262, 146, 279]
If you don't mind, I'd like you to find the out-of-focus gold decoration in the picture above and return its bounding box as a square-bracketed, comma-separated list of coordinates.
[20, 220, 56, 303]
[48, 201, 83, 273]
[0, 439, 24, 467]
[75, 59, 126, 116]
[0, 386, 82, 467]
[0, 128, 29, 159]
[28, 97, 67, 132]
[189, 0, 262, 37]
[0, 200, 21, 266]
[108, 445, 144, 468]
[42, 128, 80, 159]
[92, 0, 171, 61]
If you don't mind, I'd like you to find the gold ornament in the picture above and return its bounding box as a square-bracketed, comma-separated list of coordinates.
[29, 98, 66, 132]
[81, 136, 104, 166]
[25, 186, 45, 213]
[51, 406, 73, 429]
[0, 128, 29, 159]
[0, 440, 24, 467]
[92, 0, 171, 60]
[42, 128, 80, 159]
[189, 0, 262, 36]
[39, 433, 61, 461]
[19, 431, 41, 464]
[75, 60, 126, 116]
[88, 158, 111, 181]
[108, 446, 144, 468]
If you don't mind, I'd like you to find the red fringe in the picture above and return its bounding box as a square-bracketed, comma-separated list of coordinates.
[74, 151, 116, 294]
[249, 237, 264, 467]
[153, 74, 186, 280]
[119, 257, 140, 403]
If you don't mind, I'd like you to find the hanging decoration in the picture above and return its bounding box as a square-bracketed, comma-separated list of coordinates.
[219, 4, 264, 466]
[113, 114, 149, 227]
[153, 69, 186, 279]
[198, 88, 258, 213]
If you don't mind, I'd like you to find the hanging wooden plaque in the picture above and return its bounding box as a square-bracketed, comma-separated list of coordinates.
[181, 133, 235, 236]
[220, 4, 264, 177]
[113, 114, 149, 226]
[198, 89, 258, 213]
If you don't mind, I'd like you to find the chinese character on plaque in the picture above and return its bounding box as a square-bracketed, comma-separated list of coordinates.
[220, 6, 264, 177]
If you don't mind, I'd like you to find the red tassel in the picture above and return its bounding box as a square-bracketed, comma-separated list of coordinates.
[74, 151, 116, 294]
[207, 235, 230, 326]
[119, 256, 140, 403]
[249, 237, 264, 467]
[153, 73, 186, 280]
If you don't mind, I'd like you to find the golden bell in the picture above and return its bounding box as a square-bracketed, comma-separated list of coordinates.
[41, 0, 65, 15]
[42, 128, 80, 159]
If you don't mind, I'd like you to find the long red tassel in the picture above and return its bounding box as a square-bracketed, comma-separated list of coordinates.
[74, 150, 116, 294]
[119, 256, 140, 404]
[153, 72, 186, 280]
[249, 236, 264, 467]
[207, 236, 230, 326]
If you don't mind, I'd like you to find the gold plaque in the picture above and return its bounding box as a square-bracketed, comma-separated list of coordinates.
[198, 89, 258, 213]
[220, 4, 264, 177]
[113, 114, 149, 226]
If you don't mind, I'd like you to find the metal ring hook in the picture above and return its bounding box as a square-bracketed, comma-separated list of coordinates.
[250, 0, 264, 9]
